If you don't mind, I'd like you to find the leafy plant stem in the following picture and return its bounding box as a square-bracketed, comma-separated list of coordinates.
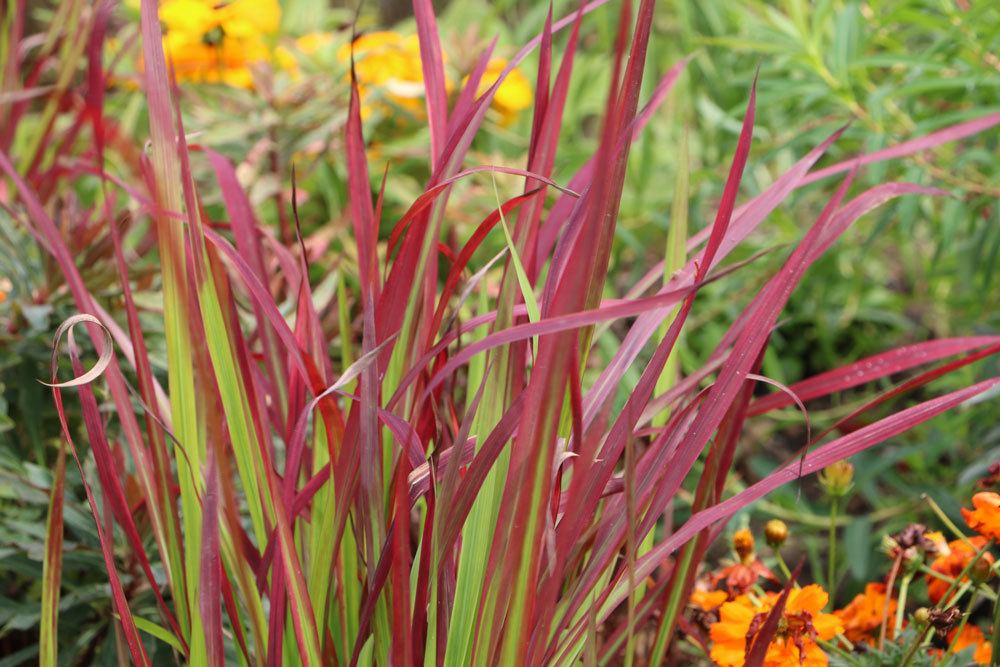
[774, 550, 793, 582]
[898, 624, 932, 667]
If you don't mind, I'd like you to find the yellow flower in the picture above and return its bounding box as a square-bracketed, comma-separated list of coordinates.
[476, 58, 533, 125]
[159, 0, 216, 35]
[338, 32, 532, 125]
[336, 32, 427, 118]
[216, 0, 280, 38]
[151, 0, 283, 89]
[295, 32, 335, 56]
[709, 585, 843, 667]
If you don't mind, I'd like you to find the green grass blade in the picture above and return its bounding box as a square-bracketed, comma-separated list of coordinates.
[39, 441, 66, 667]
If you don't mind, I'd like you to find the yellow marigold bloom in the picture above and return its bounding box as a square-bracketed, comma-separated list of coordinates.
[159, 0, 215, 35]
[833, 583, 896, 644]
[962, 492, 1000, 541]
[338, 34, 532, 125]
[152, 0, 283, 89]
[337, 32, 426, 118]
[709, 585, 843, 667]
[216, 0, 280, 38]
[476, 58, 533, 125]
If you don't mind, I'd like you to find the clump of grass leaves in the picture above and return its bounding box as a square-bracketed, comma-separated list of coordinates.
[3, 0, 999, 665]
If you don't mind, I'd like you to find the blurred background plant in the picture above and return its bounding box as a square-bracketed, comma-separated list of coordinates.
[1, 0, 998, 664]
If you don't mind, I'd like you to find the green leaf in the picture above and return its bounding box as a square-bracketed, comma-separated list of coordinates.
[844, 515, 872, 582]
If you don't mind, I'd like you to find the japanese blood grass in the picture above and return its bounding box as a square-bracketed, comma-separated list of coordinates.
[3, 0, 1000, 665]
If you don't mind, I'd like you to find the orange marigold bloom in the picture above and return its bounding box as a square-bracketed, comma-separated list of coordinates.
[949, 624, 992, 665]
[691, 589, 729, 612]
[926, 537, 994, 604]
[709, 584, 843, 667]
[834, 583, 896, 644]
[962, 492, 1000, 541]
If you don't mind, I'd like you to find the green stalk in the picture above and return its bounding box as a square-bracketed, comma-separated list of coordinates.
[828, 496, 838, 595]
[923, 494, 977, 549]
[898, 624, 932, 667]
[774, 550, 793, 581]
[894, 571, 913, 638]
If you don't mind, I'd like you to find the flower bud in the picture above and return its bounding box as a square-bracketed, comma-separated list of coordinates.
[819, 460, 854, 497]
[913, 607, 931, 626]
[733, 529, 755, 562]
[971, 555, 995, 584]
[764, 520, 789, 548]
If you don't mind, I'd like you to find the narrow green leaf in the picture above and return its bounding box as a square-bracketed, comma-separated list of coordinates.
[39, 442, 66, 667]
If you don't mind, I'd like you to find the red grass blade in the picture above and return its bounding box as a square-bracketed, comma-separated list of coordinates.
[412, 0, 449, 170]
[749, 336, 1000, 415]
[638, 376, 1000, 584]
[802, 110, 1000, 185]
[48, 322, 152, 666]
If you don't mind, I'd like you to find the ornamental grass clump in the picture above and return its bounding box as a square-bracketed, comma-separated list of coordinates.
[4, 0, 1000, 665]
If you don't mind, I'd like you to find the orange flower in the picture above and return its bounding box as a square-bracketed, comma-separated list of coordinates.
[691, 589, 729, 612]
[710, 555, 780, 597]
[834, 583, 896, 644]
[962, 492, 1000, 541]
[709, 584, 843, 667]
[926, 537, 994, 604]
[949, 624, 992, 665]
